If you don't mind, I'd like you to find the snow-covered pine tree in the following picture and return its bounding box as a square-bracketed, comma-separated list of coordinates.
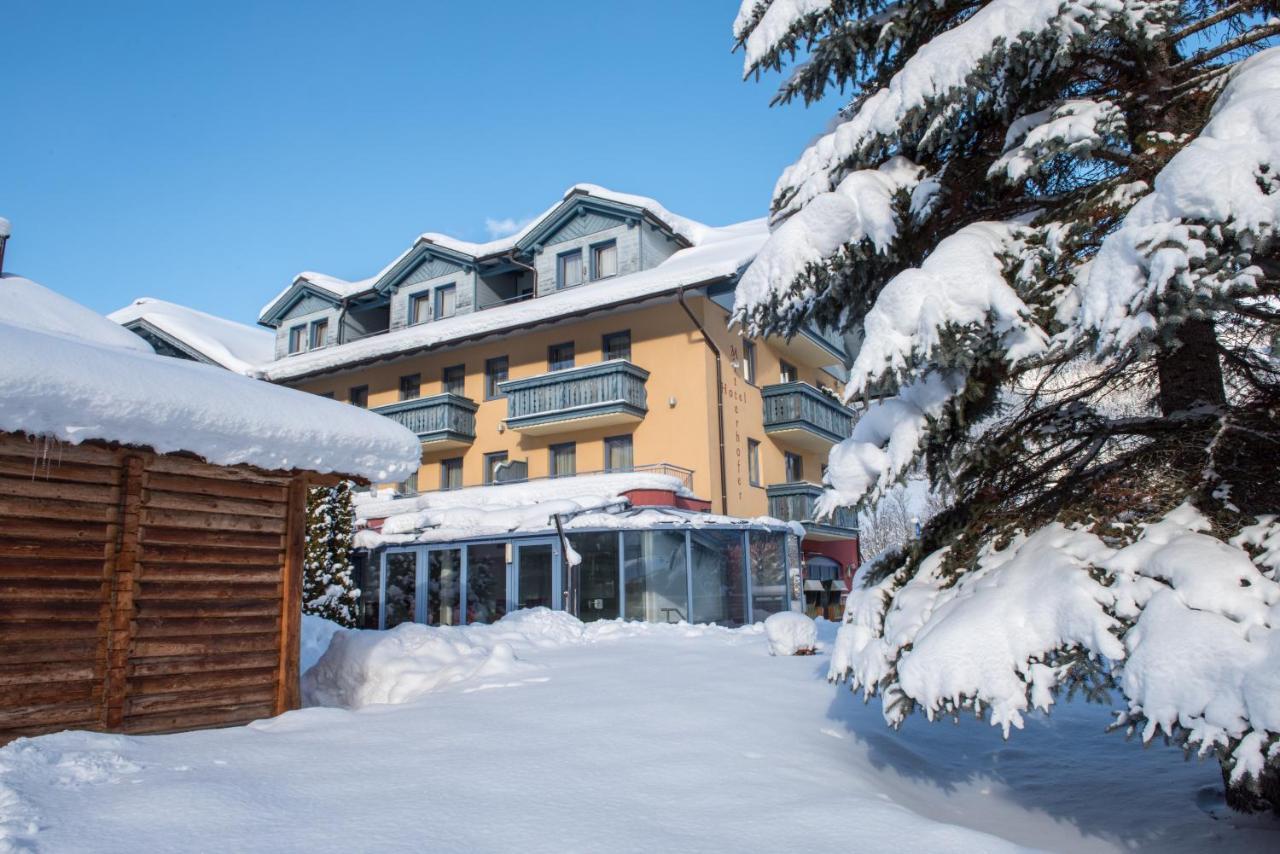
[733, 1, 1280, 811]
[303, 481, 360, 627]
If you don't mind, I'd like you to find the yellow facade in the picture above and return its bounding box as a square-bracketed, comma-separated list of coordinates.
[288, 294, 842, 519]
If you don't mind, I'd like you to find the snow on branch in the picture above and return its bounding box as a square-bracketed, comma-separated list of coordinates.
[734, 157, 926, 331]
[990, 99, 1128, 183]
[1079, 46, 1280, 349]
[770, 0, 1169, 218]
[736, 0, 835, 70]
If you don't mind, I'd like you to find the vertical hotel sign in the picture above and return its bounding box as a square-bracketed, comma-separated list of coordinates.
[724, 342, 748, 506]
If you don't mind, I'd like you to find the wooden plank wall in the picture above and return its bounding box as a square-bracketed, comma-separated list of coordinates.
[0, 433, 306, 744]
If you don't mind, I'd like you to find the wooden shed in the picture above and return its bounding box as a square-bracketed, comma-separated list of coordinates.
[0, 275, 421, 744]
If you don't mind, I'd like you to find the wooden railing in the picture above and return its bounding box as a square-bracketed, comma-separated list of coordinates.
[499, 360, 649, 427]
[766, 482, 857, 531]
[372, 393, 477, 441]
[761, 382, 854, 444]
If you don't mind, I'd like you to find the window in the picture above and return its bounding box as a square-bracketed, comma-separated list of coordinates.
[483, 451, 509, 485]
[397, 471, 419, 496]
[779, 360, 797, 384]
[287, 326, 305, 354]
[399, 373, 421, 401]
[549, 442, 576, 478]
[591, 241, 618, 280]
[440, 457, 463, 490]
[784, 451, 804, 483]
[604, 435, 634, 472]
[466, 543, 508, 624]
[548, 342, 575, 372]
[742, 339, 757, 385]
[602, 330, 631, 362]
[624, 530, 689, 623]
[410, 292, 431, 325]
[309, 319, 329, 350]
[434, 284, 456, 319]
[557, 249, 584, 289]
[485, 356, 508, 400]
[442, 364, 465, 396]
[747, 439, 761, 486]
[348, 386, 368, 408]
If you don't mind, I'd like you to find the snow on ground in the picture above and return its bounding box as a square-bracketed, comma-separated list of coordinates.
[1, 616, 1275, 853]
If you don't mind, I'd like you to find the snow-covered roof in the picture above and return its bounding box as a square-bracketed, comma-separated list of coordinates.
[109, 297, 275, 375]
[0, 217, 11, 239]
[0, 276, 421, 481]
[264, 218, 768, 382]
[353, 471, 798, 547]
[256, 184, 723, 326]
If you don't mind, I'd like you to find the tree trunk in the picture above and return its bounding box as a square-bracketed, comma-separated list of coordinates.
[1157, 318, 1226, 416]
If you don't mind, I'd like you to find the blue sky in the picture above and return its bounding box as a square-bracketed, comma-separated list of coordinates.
[2, 1, 835, 325]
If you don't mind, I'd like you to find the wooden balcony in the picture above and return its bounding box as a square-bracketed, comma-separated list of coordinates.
[761, 382, 854, 452]
[499, 360, 648, 436]
[766, 482, 858, 542]
[372, 393, 477, 450]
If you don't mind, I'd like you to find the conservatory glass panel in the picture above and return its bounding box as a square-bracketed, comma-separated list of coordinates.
[749, 531, 788, 620]
[427, 548, 462, 626]
[466, 543, 508, 624]
[570, 532, 620, 622]
[517, 543, 555, 610]
[383, 551, 418, 629]
[623, 530, 688, 623]
[689, 529, 747, 626]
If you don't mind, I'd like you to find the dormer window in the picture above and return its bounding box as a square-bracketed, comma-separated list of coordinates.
[410, 292, 431, 325]
[592, 241, 618, 280]
[557, 249, 584, 290]
[434, 284, 456, 319]
[287, 325, 305, 354]
[309, 319, 329, 350]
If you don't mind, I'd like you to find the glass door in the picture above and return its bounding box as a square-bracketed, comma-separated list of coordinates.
[427, 547, 462, 626]
[382, 550, 419, 629]
[514, 541, 561, 611]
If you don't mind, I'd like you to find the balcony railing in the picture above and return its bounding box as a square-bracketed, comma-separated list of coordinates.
[372, 393, 477, 447]
[761, 382, 854, 450]
[499, 360, 649, 434]
[766, 482, 857, 536]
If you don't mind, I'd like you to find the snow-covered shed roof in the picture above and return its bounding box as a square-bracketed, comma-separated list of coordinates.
[256, 184, 726, 327]
[109, 297, 275, 375]
[0, 275, 421, 482]
[263, 218, 768, 383]
[353, 471, 798, 548]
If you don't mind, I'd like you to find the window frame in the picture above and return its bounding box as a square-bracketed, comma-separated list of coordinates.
[549, 442, 577, 478]
[604, 435, 634, 473]
[548, 341, 575, 372]
[784, 451, 804, 484]
[399, 373, 421, 402]
[742, 339, 757, 385]
[440, 457, 464, 491]
[556, 249, 584, 290]
[442, 364, 466, 396]
[287, 325, 306, 355]
[485, 356, 509, 400]
[309, 319, 329, 350]
[434, 283, 457, 320]
[348, 385, 369, 408]
[602, 330, 631, 363]
[410, 291, 432, 325]
[748, 439, 761, 487]
[483, 451, 509, 485]
[779, 360, 797, 384]
[590, 240, 618, 281]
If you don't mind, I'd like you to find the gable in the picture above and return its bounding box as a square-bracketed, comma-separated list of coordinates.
[399, 254, 466, 289]
[280, 292, 337, 322]
[542, 210, 627, 247]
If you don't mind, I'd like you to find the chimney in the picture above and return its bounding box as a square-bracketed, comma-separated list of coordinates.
[0, 217, 9, 277]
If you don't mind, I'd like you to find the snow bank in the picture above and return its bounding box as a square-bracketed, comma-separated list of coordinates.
[265, 219, 767, 382]
[764, 611, 817, 655]
[300, 615, 346, 674]
[0, 280, 422, 482]
[1080, 46, 1280, 347]
[108, 297, 274, 375]
[0, 275, 153, 353]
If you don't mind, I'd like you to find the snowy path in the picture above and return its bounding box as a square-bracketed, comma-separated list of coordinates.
[1, 619, 1274, 853]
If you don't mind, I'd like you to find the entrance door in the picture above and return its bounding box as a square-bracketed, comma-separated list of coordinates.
[514, 541, 561, 611]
